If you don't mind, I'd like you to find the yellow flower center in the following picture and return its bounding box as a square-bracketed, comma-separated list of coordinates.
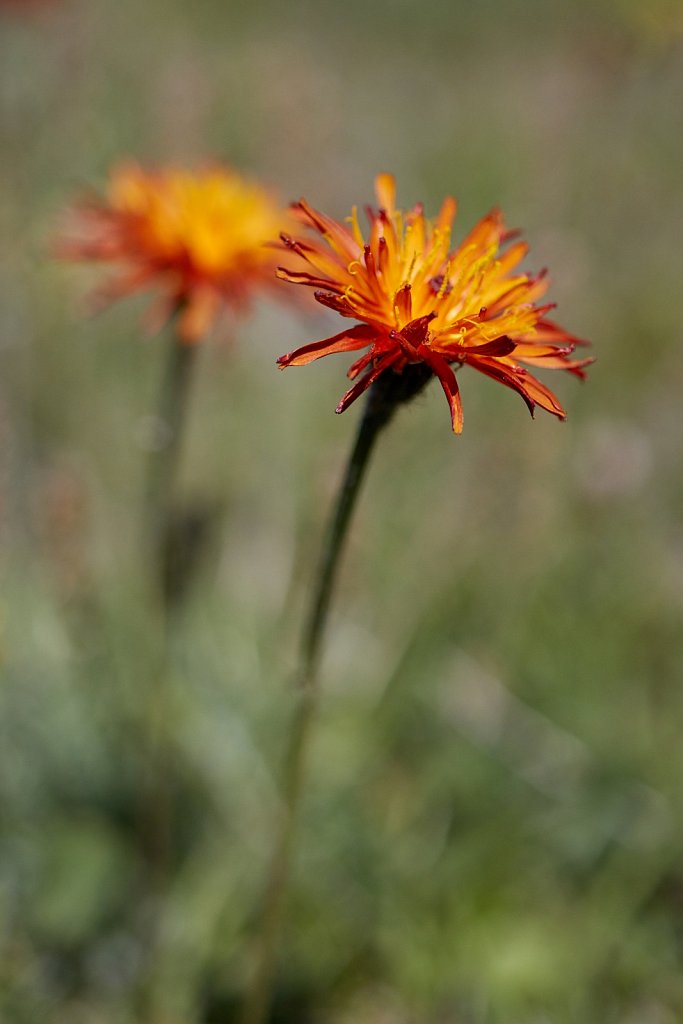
[109, 165, 285, 276]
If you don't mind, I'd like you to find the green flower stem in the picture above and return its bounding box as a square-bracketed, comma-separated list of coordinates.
[136, 329, 199, 1018]
[240, 365, 432, 1024]
[144, 332, 197, 608]
[138, 330, 197, 875]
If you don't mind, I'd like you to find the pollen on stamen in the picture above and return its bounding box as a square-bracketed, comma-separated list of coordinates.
[346, 206, 365, 249]
[405, 252, 418, 283]
[429, 272, 453, 299]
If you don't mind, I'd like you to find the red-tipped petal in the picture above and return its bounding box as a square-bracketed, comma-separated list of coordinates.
[291, 198, 359, 260]
[517, 353, 594, 378]
[473, 357, 566, 420]
[335, 351, 401, 414]
[417, 344, 464, 433]
[278, 234, 347, 279]
[277, 324, 377, 368]
[276, 266, 342, 292]
[452, 336, 517, 359]
[313, 290, 357, 317]
[398, 313, 436, 350]
[527, 318, 591, 347]
[394, 283, 412, 322]
[347, 349, 376, 380]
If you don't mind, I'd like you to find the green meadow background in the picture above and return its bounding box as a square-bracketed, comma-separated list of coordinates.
[2, 0, 683, 1021]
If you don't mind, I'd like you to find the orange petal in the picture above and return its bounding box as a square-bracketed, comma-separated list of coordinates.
[277, 324, 377, 368]
[394, 283, 412, 322]
[441, 336, 516, 359]
[375, 173, 396, 214]
[435, 195, 457, 235]
[417, 344, 464, 433]
[336, 350, 401, 413]
[276, 266, 343, 292]
[292, 199, 359, 261]
[471, 357, 566, 420]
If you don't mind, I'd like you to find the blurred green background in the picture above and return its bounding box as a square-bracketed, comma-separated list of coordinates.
[2, 0, 683, 1021]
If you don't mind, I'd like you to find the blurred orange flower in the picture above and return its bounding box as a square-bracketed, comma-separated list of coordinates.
[277, 174, 591, 432]
[58, 163, 294, 343]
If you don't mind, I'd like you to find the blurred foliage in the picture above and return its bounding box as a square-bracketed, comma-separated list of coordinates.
[1, 0, 683, 1022]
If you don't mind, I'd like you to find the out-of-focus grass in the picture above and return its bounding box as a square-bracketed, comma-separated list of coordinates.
[1, 0, 683, 1021]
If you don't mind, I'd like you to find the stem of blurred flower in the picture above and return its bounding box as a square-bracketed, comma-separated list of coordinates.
[241, 364, 432, 1024]
[139, 329, 197, 882]
[135, 327, 199, 1021]
[144, 331, 197, 609]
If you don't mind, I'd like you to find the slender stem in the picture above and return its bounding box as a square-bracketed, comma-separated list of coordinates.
[136, 331, 198, 1020]
[302, 383, 399, 681]
[138, 332, 197, 871]
[239, 377, 408, 1024]
[144, 334, 197, 605]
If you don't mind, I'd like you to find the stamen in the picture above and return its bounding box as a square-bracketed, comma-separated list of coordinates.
[429, 261, 453, 299]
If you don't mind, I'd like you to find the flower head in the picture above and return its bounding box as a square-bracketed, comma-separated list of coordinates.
[57, 162, 294, 343]
[277, 174, 591, 432]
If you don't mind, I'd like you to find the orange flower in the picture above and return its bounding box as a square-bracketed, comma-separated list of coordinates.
[277, 174, 591, 432]
[58, 163, 294, 343]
